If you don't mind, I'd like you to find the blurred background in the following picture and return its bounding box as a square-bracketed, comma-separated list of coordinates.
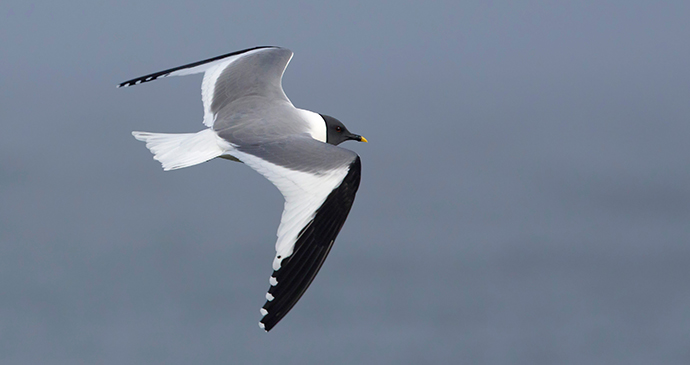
[1, 1, 689, 364]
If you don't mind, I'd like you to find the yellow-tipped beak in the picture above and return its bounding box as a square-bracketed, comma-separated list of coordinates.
[359, 136, 368, 143]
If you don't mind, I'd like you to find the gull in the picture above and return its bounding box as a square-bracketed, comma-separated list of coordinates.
[118, 46, 367, 331]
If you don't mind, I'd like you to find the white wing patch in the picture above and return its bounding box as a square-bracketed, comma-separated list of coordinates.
[229, 150, 350, 270]
[200, 62, 231, 127]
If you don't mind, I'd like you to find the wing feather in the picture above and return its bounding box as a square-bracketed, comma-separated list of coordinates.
[229, 139, 361, 331]
[117, 46, 293, 128]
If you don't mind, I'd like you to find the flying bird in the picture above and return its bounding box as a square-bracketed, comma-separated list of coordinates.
[118, 46, 366, 331]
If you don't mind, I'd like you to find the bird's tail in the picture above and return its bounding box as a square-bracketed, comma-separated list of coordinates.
[132, 128, 224, 171]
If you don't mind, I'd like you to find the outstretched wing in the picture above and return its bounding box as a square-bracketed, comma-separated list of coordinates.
[117, 46, 294, 127]
[230, 136, 362, 331]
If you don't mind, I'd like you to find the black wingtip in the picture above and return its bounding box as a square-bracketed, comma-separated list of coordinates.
[116, 46, 281, 89]
[257, 157, 362, 331]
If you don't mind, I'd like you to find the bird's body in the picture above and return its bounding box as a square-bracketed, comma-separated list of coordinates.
[119, 46, 366, 331]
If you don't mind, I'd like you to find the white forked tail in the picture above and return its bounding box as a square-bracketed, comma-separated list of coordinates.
[132, 128, 224, 171]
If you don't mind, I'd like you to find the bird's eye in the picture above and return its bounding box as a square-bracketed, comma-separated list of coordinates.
[335, 126, 342, 132]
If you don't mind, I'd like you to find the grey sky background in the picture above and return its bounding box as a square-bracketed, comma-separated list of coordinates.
[1, 1, 689, 364]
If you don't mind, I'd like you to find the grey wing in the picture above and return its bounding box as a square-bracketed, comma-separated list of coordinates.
[117, 46, 294, 128]
[229, 136, 362, 331]
[209, 47, 293, 115]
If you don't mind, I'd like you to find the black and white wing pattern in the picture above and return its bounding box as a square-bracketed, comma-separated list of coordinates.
[117, 46, 293, 128]
[231, 136, 362, 331]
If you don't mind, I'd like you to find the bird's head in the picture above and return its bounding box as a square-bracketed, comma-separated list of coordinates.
[320, 114, 368, 146]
